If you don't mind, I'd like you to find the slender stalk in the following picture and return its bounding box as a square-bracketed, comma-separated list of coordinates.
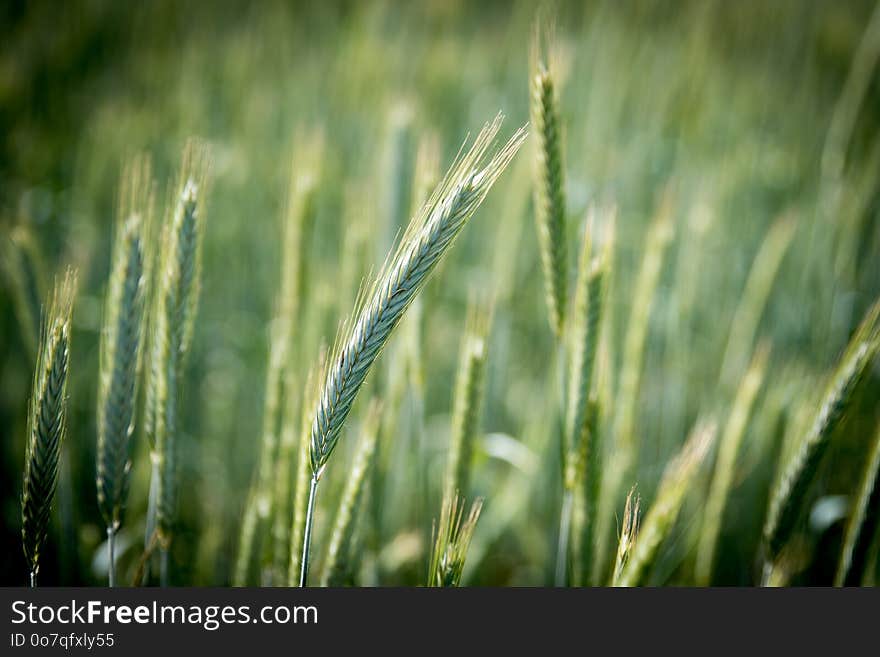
[299, 474, 319, 587]
[160, 548, 169, 587]
[107, 528, 116, 587]
[554, 489, 573, 586]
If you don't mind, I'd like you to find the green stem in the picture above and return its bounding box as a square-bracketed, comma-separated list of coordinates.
[299, 474, 319, 587]
[160, 548, 169, 586]
[555, 489, 573, 586]
[108, 527, 116, 587]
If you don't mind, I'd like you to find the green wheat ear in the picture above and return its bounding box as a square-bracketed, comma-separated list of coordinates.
[611, 487, 640, 587]
[763, 299, 880, 568]
[296, 116, 525, 586]
[144, 140, 211, 584]
[21, 267, 77, 587]
[530, 20, 567, 339]
[96, 157, 152, 534]
[616, 419, 716, 587]
[696, 342, 770, 586]
[428, 492, 484, 587]
[443, 299, 492, 502]
[835, 419, 880, 586]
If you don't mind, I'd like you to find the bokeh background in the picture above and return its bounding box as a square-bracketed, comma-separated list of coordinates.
[1, 0, 879, 586]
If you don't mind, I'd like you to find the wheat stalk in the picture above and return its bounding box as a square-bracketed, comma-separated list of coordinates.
[296, 116, 526, 586]
[21, 268, 76, 587]
[288, 355, 324, 585]
[320, 399, 382, 586]
[763, 299, 880, 571]
[695, 342, 770, 586]
[616, 419, 716, 587]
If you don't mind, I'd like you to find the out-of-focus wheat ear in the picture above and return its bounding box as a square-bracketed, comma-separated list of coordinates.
[564, 209, 613, 492]
[616, 419, 716, 587]
[695, 342, 770, 586]
[1, 225, 48, 357]
[321, 399, 382, 586]
[21, 268, 77, 587]
[611, 487, 640, 587]
[427, 492, 484, 587]
[595, 195, 672, 581]
[614, 192, 674, 482]
[717, 215, 795, 393]
[256, 131, 323, 515]
[268, 364, 300, 583]
[146, 140, 212, 585]
[232, 485, 260, 586]
[530, 20, 567, 338]
[96, 156, 152, 586]
[557, 210, 609, 586]
[835, 419, 880, 586]
[234, 320, 291, 586]
[443, 301, 492, 502]
[288, 354, 324, 586]
[763, 299, 880, 567]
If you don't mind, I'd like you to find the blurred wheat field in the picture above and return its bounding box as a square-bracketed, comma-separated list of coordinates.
[1, 0, 879, 586]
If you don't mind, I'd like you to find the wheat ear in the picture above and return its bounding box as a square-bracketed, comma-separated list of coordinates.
[145, 141, 211, 585]
[96, 157, 152, 586]
[428, 493, 484, 587]
[296, 117, 526, 586]
[835, 419, 880, 586]
[443, 301, 491, 501]
[616, 420, 716, 587]
[21, 268, 76, 587]
[695, 343, 770, 585]
[763, 299, 880, 567]
[611, 487, 640, 587]
[1, 225, 48, 357]
[595, 196, 673, 581]
[530, 22, 567, 338]
[564, 211, 613, 585]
